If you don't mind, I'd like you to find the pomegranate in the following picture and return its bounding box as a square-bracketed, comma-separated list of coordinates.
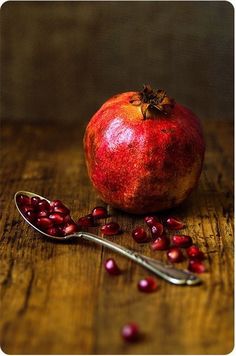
[151, 236, 170, 250]
[84, 85, 205, 214]
[167, 247, 184, 263]
[166, 217, 185, 230]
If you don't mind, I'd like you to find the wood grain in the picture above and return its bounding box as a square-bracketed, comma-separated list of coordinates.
[0, 120, 233, 354]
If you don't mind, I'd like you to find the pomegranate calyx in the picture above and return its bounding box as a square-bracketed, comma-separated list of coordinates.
[130, 84, 175, 119]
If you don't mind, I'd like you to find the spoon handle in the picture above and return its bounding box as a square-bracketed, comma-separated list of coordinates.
[76, 232, 201, 286]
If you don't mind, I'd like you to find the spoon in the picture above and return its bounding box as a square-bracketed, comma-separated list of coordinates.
[14, 191, 201, 286]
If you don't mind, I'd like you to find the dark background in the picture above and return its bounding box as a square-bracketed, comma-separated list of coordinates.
[0, 1, 234, 125]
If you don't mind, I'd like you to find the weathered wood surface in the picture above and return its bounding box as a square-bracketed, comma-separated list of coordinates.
[0, 120, 233, 354]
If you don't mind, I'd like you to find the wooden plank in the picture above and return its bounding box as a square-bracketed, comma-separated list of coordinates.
[0, 120, 233, 354]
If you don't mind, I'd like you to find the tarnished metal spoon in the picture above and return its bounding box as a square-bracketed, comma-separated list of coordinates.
[14, 191, 201, 286]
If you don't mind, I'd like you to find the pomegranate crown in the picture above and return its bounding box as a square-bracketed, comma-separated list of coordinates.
[130, 84, 175, 119]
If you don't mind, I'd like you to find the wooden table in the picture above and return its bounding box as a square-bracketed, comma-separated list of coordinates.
[0, 120, 233, 354]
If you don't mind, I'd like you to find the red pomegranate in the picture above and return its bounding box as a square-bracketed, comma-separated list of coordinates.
[84, 85, 205, 214]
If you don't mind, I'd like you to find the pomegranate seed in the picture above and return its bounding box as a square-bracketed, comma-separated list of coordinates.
[188, 260, 206, 273]
[121, 323, 139, 342]
[92, 206, 108, 219]
[145, 216, 163, 236]
[25, 210, 37, 223]
[16, 194, 30, 206]
[21, 205, 35, 214]
[132, 227, 148, 243]
[150, 223, 164, 237]
[38, 199, 50, 211]
[144, 216, 157, 227]
[167, 247, 184, 263]
[63, 223, 78, 236]
[101, 222, 120, 236]
[186, 245, 205, 260]
[151, 236, 170, 250]
[78, 214, 95, 227]
[104, 258, 121, 275]
[46, 227, 62, 237]
[36, 217, 53, 230]
[31, 196, 41, 206]
[137, 277, 158, 293]
[37, 210, 49, 218]
[53, 205, 70, 215]
[172, 235, 193, 248]
[50, 199, 63, 208]
[49, 213, 64, 225]
[166, 217, 185, 230]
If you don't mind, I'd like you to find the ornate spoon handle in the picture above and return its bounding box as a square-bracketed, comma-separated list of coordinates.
[76, 232, 201, 286]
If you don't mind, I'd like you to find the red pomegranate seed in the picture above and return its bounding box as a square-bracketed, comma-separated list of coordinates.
[145, 216, 163, 236]
[150, 223, 164, 237]
[49, 213, 64, 225]
[166, 217, 185, 230]
[50, 199, 63, 208]
[137, 277, 158, 293]
[31, 196, 41, 206]
[78, 214, 95, 227]
[144, 216, 157, 227]
[37, 210, 49, 218]
[92, 206, 108, 219]
[46, 227, 62, 237]
[104, 258, 121, 275]
[36, 217, 53, 230]
[188, 260, 206, 273]
[16, 194, 30, 206]
[132, 227, 148, 243]
[25, 210, 37, 223]
[167, 247, 184, 263]
[101, 222, 120, 236]
[38, 199, 50, 212]
[172, 235, 193, 248]
[186, 245, 205, 260]
[121, 323, 139, 342]
[21, 205, 35, 214]
[53, 205, 70, 215]
[63, 223, 78, 236]
[151, 236, 170, 250]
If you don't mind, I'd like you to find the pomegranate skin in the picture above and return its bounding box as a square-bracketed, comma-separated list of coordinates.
[84, 89, 205, 214]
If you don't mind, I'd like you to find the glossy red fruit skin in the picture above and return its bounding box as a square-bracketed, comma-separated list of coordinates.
[186, 245, 205, 260]
[166, 217, 185, 230]
[25, 210, 37, 223]
[92, 206, 108, 219]
[132, 227, 148, 243]
[46, 227, 62, 237]
[101, 222, 120, 236]
[151, 236, 170, 250]
[167, 247, 184, 263]
[21, 205, 35, 214]
[53, 205, 70, 215]
[137, 277, 158, 293]
[104, 258, 121, 275]
[121, 323, 139, 342]
[145, 216, 163, 237]
[84, 90, 205, 214]
[172, 235, 192, 248]
[188, 260, 206, 273]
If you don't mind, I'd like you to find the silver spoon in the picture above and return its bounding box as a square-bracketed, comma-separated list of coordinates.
[14, 191, 201, 286]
